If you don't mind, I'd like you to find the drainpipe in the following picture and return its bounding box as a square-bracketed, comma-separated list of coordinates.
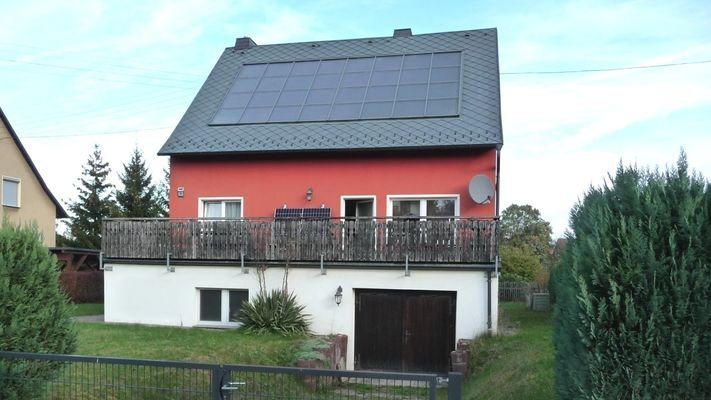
[487, 270, 492, 331]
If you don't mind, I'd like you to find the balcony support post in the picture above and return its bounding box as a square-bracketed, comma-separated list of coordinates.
[240, 251, 246, 274]
[320, 254, 326, 275]
[405, 255, 410, 277]
[166, 252, 174, 272]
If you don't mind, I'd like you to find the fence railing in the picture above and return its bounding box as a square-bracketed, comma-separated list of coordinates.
[498, 281, 548, 302]
[0, 351, 462, 399]
[102, 217, 499, 264]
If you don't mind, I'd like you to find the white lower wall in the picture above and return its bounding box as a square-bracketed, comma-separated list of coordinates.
[105, 263, 498, 369]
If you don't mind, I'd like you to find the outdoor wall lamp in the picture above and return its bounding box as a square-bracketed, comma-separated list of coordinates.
[334, 286, 343, 306]
[306, 187, 314, 201]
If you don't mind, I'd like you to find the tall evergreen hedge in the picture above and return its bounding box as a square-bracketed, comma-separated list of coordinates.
[0, 222, 77, 399]
[552, 154, 711, 399]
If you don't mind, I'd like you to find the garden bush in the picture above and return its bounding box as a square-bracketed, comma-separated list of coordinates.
[239, 289, 310, 336]
[0, 222, 77, 399]
[552, 154, 711, 399]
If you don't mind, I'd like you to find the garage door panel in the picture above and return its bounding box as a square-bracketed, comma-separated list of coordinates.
[355, 292, 403, 370]
[355, 289, 455, 373]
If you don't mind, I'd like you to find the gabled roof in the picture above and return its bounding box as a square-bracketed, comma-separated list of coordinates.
[0, 107, 68, 218]
[159, 28, 502, 156]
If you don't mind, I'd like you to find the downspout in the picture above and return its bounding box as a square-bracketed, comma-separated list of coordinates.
[487, 148, 502, 332]
[487, 270, 492, 331]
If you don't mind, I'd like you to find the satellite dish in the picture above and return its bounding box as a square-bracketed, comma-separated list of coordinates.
[468, 175, 494, 204]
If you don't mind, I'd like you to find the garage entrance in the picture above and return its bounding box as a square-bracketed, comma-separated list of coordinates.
[354, 289, 456, 373]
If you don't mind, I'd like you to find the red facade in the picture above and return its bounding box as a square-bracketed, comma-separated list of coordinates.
[170, 148, 497, 219]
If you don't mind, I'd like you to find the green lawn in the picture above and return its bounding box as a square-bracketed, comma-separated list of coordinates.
[75, 322, 302, 365]
[71, 302, 554, 398]
[463, 302, 554, 400]
[69, 302, 104, 317]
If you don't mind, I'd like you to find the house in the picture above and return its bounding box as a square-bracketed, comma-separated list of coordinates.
[103, 27, 503, 373]
[0, 107, 68, 246]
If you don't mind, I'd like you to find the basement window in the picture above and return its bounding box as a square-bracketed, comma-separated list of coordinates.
[198, 289, 249, 326]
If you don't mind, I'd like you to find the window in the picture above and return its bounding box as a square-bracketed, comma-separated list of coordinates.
[199, 198, 242, 218]
[390, 196, 458, 218]
[199, 289, 249, 324]
[2, 177, 20, 207]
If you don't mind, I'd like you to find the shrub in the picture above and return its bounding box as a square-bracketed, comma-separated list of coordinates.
[0, 222, 77, 399]
[239, 289, 310, 336]
[552, 154, 711, 399]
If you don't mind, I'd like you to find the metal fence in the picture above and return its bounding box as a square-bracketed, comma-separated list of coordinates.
[498, 281, 547, 302]
[0, 351, 462, 400]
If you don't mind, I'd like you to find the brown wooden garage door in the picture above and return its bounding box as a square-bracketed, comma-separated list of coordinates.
[354, 289, 456, 373]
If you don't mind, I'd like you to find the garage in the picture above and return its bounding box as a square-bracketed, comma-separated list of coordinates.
[354, 289, 457, 373]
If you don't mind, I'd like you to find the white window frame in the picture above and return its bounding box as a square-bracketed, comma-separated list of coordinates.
[1, 176, 20, 208]
[339, 195, 377, 218]
[386, 194, 460, 218]
[197, 197, 244, 218]
[196, 288, 249, 327]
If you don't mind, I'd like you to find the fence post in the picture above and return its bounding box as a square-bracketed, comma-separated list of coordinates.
[212, 365, 224, 400]
[448, 371, 462, 400]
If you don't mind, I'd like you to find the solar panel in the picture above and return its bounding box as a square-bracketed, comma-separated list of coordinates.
[212, 52, 461, 125]
[274, 208, 332, 219]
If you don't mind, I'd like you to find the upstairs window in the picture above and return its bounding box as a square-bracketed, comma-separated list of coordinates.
[200, 198, 242, 218]
[390, 196, 457, 218]
[2, 177, 20, 207]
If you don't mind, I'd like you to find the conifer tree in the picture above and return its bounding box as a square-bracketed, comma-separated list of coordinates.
[66, 144, 117, 249]
[116, 147, 165, 217]
[0, 222, 76, 399]
[552, 153, 711, 398]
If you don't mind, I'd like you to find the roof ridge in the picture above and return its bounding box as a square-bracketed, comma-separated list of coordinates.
[229, 27, 498, 50]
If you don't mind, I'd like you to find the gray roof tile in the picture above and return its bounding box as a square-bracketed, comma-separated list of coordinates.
[159, 28, 503, 155]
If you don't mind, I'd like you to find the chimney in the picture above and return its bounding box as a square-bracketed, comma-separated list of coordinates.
[235, 37, 257, 50]
[393, 28, 412, 38]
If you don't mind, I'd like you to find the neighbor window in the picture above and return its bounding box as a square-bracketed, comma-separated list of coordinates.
[391, 197, 456, 218]
[201, 199, 242, 218]
[199, 289, 249, 324]
[2, 177, 20, 207]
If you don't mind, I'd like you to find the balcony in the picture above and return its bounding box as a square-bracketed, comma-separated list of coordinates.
[102, 217, 499, 265]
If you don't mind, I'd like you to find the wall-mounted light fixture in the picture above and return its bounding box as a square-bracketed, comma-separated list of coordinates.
[334, 286, 343, 306]
[306, 187, 314, 201]
[177, 186, 185, 198]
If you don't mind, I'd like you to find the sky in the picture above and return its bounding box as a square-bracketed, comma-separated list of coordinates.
[0, 0, 709, 238]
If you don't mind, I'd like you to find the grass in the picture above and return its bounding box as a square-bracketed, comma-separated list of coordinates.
[462, 302, 554, 400]
[69, 302, 104, 317]
[75, 322, 303, 365]
[67, 303, 555, 398]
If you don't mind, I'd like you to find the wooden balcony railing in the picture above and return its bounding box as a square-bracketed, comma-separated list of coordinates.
[102, 217, 499, 265]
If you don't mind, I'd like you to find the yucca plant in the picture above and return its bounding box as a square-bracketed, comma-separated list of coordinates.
[239, 289, 310, 336]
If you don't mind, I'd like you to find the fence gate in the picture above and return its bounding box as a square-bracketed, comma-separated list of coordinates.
[0, 351, 462, 399]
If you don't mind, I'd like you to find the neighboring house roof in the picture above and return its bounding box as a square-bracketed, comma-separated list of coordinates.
[159, 28, 502, 156]
[0, 107, 69, 218]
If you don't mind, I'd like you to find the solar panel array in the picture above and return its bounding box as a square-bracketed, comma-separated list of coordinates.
[274, 208, 332, 219]
[212, 52, 461, 125]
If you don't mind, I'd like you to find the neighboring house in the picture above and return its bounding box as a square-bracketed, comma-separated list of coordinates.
[0, 107, 68, 246]
[103, 28, 503, 373]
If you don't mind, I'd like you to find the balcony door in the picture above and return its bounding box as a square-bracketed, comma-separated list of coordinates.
[341, 196, 375, 261]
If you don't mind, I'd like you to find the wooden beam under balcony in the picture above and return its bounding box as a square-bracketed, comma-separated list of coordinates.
[102, 217, 499, 265]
